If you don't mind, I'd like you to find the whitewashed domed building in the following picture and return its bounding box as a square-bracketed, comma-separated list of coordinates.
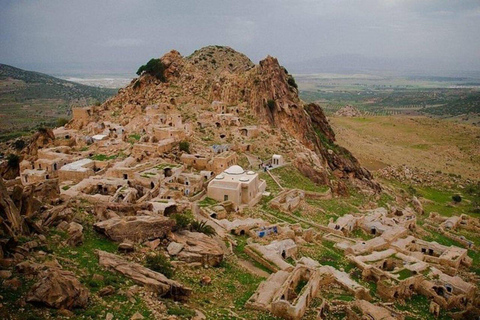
[207, 165, 266, 210]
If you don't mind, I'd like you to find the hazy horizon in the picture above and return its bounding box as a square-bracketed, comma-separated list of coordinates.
[1, 0, 480, 77]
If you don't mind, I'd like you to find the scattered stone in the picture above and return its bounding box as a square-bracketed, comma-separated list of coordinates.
[200, 276, 211, 286]
[106, 313, 114, 320]
[167, 242, 184, 256]
[92, 273, 104, 282]
[130, 312, 144, 320]
[146, 239, 161, 250]
[58, 308, 74, 317]
[0, 270, 12, 279]
[4, 277, 22, 290]
[118, 241, 135, 253]
[98, 285, 115, 297]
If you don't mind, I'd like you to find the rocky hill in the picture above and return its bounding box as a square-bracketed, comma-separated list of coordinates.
[86, 46, 378, 194]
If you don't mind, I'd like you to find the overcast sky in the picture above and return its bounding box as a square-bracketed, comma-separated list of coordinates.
[1, 0, 479, 75]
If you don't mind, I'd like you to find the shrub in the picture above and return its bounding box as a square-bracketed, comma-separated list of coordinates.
[452, 194, 462, 203]
[6, 154, 20, 169]
[145, 253, 174, 278]
[287, 75, 298, 89]
[172, 213, 192, 230]
[179, 141, 190, 153]
[56, 117, 69, 127]
[190, 220, 217, 237]
[136, 58, 166, 82]
[267, 99, 275, 112]
[12, 139, 25, 150]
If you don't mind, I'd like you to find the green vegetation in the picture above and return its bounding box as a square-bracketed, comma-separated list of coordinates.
[190, 220, 217, 236]
[394, 268, 413, 280]
[56, 117, 69, 127]
[90, 154, 117, 161]
[198, 197, 218, 207]
[136, 58, 166, 82]
[270, 165, 329, 193]
[0, 63, 115, 137]
[452, 194, 462, 203]
[267, 99, 275, 112]
[145, 253, 174, 278]
[172, 212, 217, 236]
[6, 153, 20, 169]
[179, 140, 190, 153]
[287, 75, 298, 89]
[172, 213, 193, 230]
[297, 73, 480, 118]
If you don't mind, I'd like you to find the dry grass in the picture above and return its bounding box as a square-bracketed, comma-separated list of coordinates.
[329, 116, 480, 179]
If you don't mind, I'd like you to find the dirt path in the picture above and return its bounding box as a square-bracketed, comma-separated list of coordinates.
[237, 259, 270, 278]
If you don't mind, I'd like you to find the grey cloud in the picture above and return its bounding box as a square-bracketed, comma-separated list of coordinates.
[0, 0, 479, 75]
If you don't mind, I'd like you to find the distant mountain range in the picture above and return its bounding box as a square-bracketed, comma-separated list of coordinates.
[0, 63, 117, 140]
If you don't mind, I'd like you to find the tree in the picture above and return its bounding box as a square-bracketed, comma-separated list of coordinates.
[452, 194, 462, 203]
[136, 58, 166, 82]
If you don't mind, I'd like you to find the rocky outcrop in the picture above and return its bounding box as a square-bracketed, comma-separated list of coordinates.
[0, 178, 26, 236]
[26, 268, 89, 309]
[91, 46, 378, 193]
[170, 231, 224, 267]
[22, 128, 55, 160]
[93, 215, 175, 242]
[334, 105, 362, 117]
[96, 250, 191, 300]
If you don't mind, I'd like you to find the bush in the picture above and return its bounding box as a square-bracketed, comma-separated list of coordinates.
[145, 253, 174, 278]
[6, 154, 20, 169]
[136, 58, 166, 82]
[287, 75, 298, 89]
[190, 220, 217, 237]
[56, 117, 69, 127]
[179, 141, 190, 153]
[12, 139, 25, 150]
[267, 99, 275, 112]
[452, 194, 462, 203]
[172, 213, 192, 230]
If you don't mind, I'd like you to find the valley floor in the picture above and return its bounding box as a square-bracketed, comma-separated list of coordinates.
[329, 115, 480, 180]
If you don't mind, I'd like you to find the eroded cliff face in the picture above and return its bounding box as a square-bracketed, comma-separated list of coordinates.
[97, 46, 379, 193]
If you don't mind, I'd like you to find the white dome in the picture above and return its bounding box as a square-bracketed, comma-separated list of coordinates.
[225, 165, 245, 175]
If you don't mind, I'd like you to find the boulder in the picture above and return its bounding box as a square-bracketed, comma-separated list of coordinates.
[412, 196, 424, 215]
[167, 242, 184, 256]
[96, 250, 191, 300]
[93, 215, 175, 243]
[26, 268, 89, 309]
[174, 231, 224, 267]
[66, 222, 84, 246]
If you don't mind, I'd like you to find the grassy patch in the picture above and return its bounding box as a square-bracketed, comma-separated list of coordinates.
[270, 165, 329, 193]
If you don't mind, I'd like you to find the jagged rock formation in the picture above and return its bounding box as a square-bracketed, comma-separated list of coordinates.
[26, 267, 89, 309]
[97, 250, 191, 300]
[81, 46, 379, 193]
[0, 178, 26, 237]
